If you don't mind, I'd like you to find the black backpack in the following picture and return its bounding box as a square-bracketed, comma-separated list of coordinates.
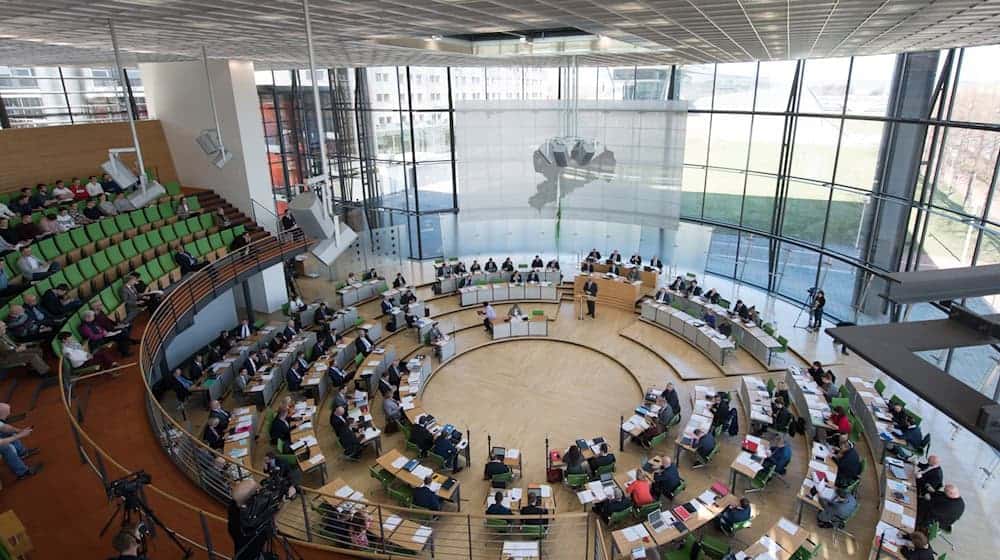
[726, 408, 739, 436]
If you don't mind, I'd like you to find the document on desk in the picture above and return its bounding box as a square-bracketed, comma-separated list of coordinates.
[428, 481, 443, 493]
[777, 518, 799, 535]
[884, 500, 904, 515]
[576, 490, 595, 504]
[412, 526, 432, 544]
[307, 454, 325, 465]
[228, 448, 249, 459]
[505, 448, 520, 460]
[412, 465, 434, 479]
[391, 456, 408, 469]
[510, 488, 523, 501]
[538, 485, 552, 498]
[382, 514, 402, 532]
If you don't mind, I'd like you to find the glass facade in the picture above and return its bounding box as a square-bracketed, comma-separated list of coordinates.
[0, 65, 146, 128]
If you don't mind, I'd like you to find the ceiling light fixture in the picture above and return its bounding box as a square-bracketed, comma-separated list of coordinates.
[431, 35, 442, 41]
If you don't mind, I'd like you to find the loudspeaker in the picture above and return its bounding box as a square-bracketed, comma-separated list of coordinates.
[572, 139, 595, 165]
[551, 140, 568, 167]
[195, 129, 232, 169]
[288, 192, 334, 239]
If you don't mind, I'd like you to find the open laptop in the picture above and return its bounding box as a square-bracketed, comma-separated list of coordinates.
[600, 472, 615, 486]
[492, 446, 506, 460]
[647, 509, 666, 531]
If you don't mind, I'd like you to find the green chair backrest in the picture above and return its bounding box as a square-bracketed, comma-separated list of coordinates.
[185, 216, 202, 232]
[136, 265, 152, 285]
[34, 278, 53, 297]
[85, 222, 104, 242]
[37, 237, 59, 260]
[196, 237, 211, 255]
[185, 195, 201, 211]
[233, 224, 246, 237]
[115, 213, 133, 231]
[184, 241, 199, 257]
[145, 205, 162, 223]
[220, 228, 235, 246]
[147, 229, 164, 247]
[889, 395, 906, 409]
[70, 226, 90, 247]
[160, 224, 177, 243]
[159, 253, 177, 272]
[100, 217, 119, 236]
[777, 335, 788, 349]
[565, 473, 588, 487]
[133, 234, 150, 254]
[158, 201, 175, 219]
[92, 251, 112, 272]
[874, 379, 887, 396]
[106, 246, 124, 266]
[48, 270, 67, 289]
[830, 397, 850, 413]
[55, 232, 75, 253]
[121, 239, 138, 259]
[174, 220, 191, 237]
[164, 181, 182, 196]
[147, 259, 165, 279]
[130, 209, 148, 227]
[78, 256, 99, 279]
[199, 213, 214, 230]
[766, 377, 776, 396]
[100, 288, 120, 311]
[63, 263, 84, 286]
[208, 232, 223, 249]
[905, 410, 922, 426]
[608, 508, 632, 526]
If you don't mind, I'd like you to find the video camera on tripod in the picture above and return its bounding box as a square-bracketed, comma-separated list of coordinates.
[232, 466, 303, 560]
[101, 470, 192, 559]
[239, 469, 294, 534]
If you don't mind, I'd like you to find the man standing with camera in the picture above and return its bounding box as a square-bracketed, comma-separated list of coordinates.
[109, 524, 145, 560]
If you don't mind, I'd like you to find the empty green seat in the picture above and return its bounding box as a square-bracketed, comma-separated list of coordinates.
[158, 253, 177, 272]
[185, 195, 201, 211]
[196, 238, 211, 255]
[106, 246, 125, 266]
[130, 210, 148, 227]
[208, 233, 223, 249]
[55, 232, 75, 254]
[100, 288, 120, 311]
[34, 278, 53, 296]
[133, 234, 150, 254]
[160, 225, 177, 243]
[220, 228, 235, 246]
[120, 240, 138, 260]
[186, 216, 202, 232]
[174, 220, 191, 237]
[37, 237, 59, 261]
[63, 264, 84, 287]
[147, 229, 165, 247]
[71, 226, 90, 247]
[115, 213, 134, 231]
[164, 181, 181, 196]
[92, 251, 112, 273]
[184, 241, 199, 256]
[47, 270, 67, 288]
[145, 205, 162, 223]
[233, 224, 246, 237]
[135, 265, 152, 285]
[100, 218, 120, 237]
[147, 259, 165, 279]
[158, 201, 175, 219]
[78, 257, 99, 280]
[110, 278, 124, 297]
[199, 213, 214, 230]
[85, 223, 104, 242]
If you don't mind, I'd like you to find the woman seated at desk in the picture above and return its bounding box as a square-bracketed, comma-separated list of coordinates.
[627, 267, 641, 282]
[669, 276, 684, 291]
[562, 444, 590, 475]
[508, 303, 525, 321]
[509, 271, 523, 283]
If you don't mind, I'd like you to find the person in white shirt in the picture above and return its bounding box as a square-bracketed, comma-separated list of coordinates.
[17, 246, 60, 280]
[58, 331, 117, 372]
[51, 180, 74, 202]
[0, 203, 15, 220]
[56, 207, 76, 231]
[85, 175, 104, 198]
[479, 302, 496, 335]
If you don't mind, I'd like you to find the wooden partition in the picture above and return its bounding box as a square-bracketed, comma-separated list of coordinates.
[0, 119, 177, 192]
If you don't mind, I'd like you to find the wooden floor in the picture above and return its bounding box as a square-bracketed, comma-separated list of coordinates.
[154, 264, 997, 559]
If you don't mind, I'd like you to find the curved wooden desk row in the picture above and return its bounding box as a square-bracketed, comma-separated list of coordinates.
[436, 269, 563, 294]
[459, 282, 560, 306]
[580, 261, 659, 288]
[639, 300, 734, 366]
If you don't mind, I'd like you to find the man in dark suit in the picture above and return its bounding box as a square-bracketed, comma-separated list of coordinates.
[486, 491, 511, 515]
[41, 284, 82, 318]
[484, 454, 512, 485]
[409, 417, 435, 456]
[583, 278, 598, 318]
[650, 256, 663, 271]
[917, 484, 964, 531]
[588, 443, 615, 472]
[595, 488, 631, 524]
[338, 417, 363, 459]
[203, 417, 224, 450]
[586, 249, 601, 261]
[717, 498, 752, 532]
[269, 408, 293, 450]
[314, 302, 333, 324]
[662, 383, 681, 417]
[652, 456, 682, 499]
[236, 319, 254, 339]
[526, 270, 540, 283]
[484, 258, 498, 273]
[763, 436, 791, 475]
[531, 255, 544, 268]
[355, 328, 374, 356]
[771, 400, 793, 432]
[282, 320, 298, 339]
[916, 456, 943, 495]
[520, 493, 548, 527]
[392, 273, 406, 289]
[413, 476, 442, 511]
[187, 354, 206, 382]
[327, 365, 349, 387]
[380, 297, 394, 315]
[432, 433, 462, 472]
[833, 444, 862, 488]
[286, 362, 305, 391]
[175, 249, 207, 274]
[693, 428, 716, 461]
[209, 400, 231, 431]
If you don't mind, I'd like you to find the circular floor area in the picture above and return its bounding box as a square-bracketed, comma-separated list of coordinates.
[419, 338, 643, 475]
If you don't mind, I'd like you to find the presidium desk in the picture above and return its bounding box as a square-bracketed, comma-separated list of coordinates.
[573, 273, 643, 315]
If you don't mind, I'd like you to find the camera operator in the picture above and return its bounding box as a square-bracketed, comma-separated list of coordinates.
[229, 480, 270, 560]
[264, 451, 302, 488]
[229, 474, 297, 560]
[110, 524, 145, 560]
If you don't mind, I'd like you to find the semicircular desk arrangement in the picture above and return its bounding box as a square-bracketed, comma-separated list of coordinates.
[59, 249, 886, 560]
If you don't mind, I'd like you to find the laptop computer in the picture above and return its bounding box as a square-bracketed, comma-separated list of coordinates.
[492, 446, 506, 460]
[647, 509, 666, 531]
[600, 472, 614, 485]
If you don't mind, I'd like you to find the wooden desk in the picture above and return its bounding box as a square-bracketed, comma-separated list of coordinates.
[375, 450, 462, 507]
[501, 540, 539, 560]
[613, 486, 738, 557]
[795, 442, 839, 524]
[484, 484, 556, 513]
[729, 435, 771, 491]
[573, 274, 642, 313]
[582, 262, 658, 288]
[386, 519, 433, 553]
[739, 518, 808, 560]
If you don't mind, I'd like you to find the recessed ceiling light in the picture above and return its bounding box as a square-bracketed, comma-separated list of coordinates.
[431, 35, 442, 41]
[519, 36, 528, 43]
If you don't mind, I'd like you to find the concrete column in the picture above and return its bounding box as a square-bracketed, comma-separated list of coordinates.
[139, 59, 275, 221]
[858, 51, 940, 316]
[245, 262, 288, 314]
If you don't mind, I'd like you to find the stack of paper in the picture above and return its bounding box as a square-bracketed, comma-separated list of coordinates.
[412, 526, 432, 544]
[382, 515, 402, 532]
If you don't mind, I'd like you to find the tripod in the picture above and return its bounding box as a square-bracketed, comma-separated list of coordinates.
[235, 517, 305, 560]
[100, 485, 193, 559]
[793, 289, 816, 331]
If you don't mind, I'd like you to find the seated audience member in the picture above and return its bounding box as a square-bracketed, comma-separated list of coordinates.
[58, 332, 116, 372]
[175, 197, 192, 219]
[526, 269, 540, 282]
[236, 319, 254, 339]
[0, 322, 50, 376]
[833, 443, 862, 489]
[649, 255, 663, 271]
[98, 194, 119, 216]
[762, 436, 791, 475]
[90, 300, 134, 341]
[595, 487, 631, 524]
[915, 455, 943, 495]
[50, 180, 74, 201]
[114, 193, 136, 213]
[282, 319, 298, 339]
[42, 284, 83, 318]
[807, 361, 825, 383]
[171, 367, 193, 402]
[0, 225, 27, 256]
[18, 245, 60, 281]
[587, 443, 616, 473]
[635, 419, 664, 448]
[662, 382, 681, 415]
[626, 470, 655, 507]
[409, 416, 435, 456]
[354, 328, 375, 356]
[669, 276, 684, 290]
[314, 302, 333, 324]
[653, 287, 670, 304]
[268, 406, 295, 450]
[280, 210, 296, 231]
[382, 394, 402, 427]
[331, 386, 349, 411]
[703, 288, 721, 304]
[897, 416, 925, 452]
[469, 260, 482, 273]
[22, 294, 58, 328]
[710, 394, 730, 429]
[520, 493, 549, 526]
[771, 399, 793, 432]
[531, 255, 544, 268]
[122, 273, 161, 321]
[413, 476, 442, 511]
[484, 258, 498, 273]
[486, 491, 512, 515]
[546, 258, 560, 270]
[83, 199, 104, 220]
[655, 396, 676, 427]
[432, 432, 463, 472]
[509, 270, 523, 283]
[175, 247, 208, 274]
[9, 193, 34, 216]
[0, 202, 13, 220]
[0, 403, 42, 479]
[392, 273, 406, 289]
[229, 231, 251, 252]
[629, 253, 642, 266]
[717, 497, 752, 533]
[338, 417, 364, 459]
[15, 214, 43, 243]
[56, 207, 77, 231]
[916, 484, 964, 531]
[652, 456, 682, 499]
[380, 297, 393, 315]
[6, 304, 53, 342]
[586, 248, 601, 261]
[483, 452, 512, 484]
[900, 531, 935, 560]
[889, 402, 909, 429]
[202, 417, 224, 450]
[562, 445, 590, 475]
[80, 310, 131, 356]
[208, 400, 231, 431]
[607, 250, 622, 263]
[39, 214, 61, 236]
[816, 487, 858, 528]
[101, 173, 123, 194]
[821, 374, 840, 402]
[826, 406, 851, 445]
[85, 176, 105, 197]
[693, 428, 716, 461]
[327, 364, 350, 387]
[774, 381, 791, 410]
[285, 360, 305, 391]
[733, 299, 749, 320]
[501, 257, 514, 272]
[214, 207, 231, 228]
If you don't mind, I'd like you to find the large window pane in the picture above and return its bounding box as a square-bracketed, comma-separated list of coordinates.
[416, 162, 454, 211]
[776, 242, 819, 304]
[486, 67, 523, 100]
[708, 114, 751, 169]
[409, 67, 449, 109]
[706, 226, 738, 277]
[598, 67, 634, 100]
[703, 169, 744, 225]
[918, 210, 978, 270]
[634, 67, 671, 100]
[712, 62, 756, 111]
[684, 114, 710, 165]
[678, 64, 714, 110]
[371, 110, 407, 161]
[681, 167, 705, 218]
[451, 67, 485, 102]
[754, 60, 796, 112]
[950, 45, 1000, 124]
[524, 67, 559, 100]
[934, 129, 1000, 220]
[782, 180, 829, 245]
[367, 67, 400, 110]
[835, 119, 884, 190]
[800, 57, 851, 114]
[747, 115, 784, 173]
[742, 174, 776, 231]
[823, 258, 860, 321]
[846, 54, 896, 116]
[825, 189, 868, 257]
[791, 117, 840, 182]
[736, 232, 770, 288]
